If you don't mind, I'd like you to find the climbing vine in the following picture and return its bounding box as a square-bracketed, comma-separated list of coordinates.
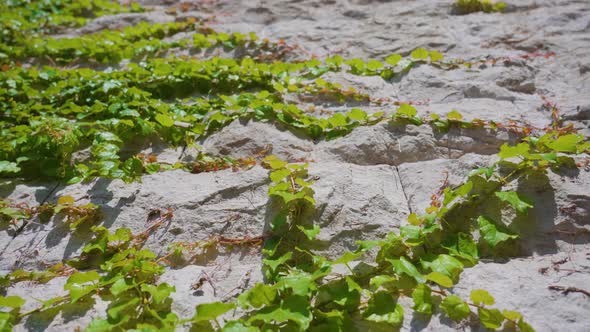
[1, 1, 588, 331]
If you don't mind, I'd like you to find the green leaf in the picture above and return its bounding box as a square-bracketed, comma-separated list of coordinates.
[397, 103, 417, 117]
[478, 308, 505, 329]
[67, 271, 100, 285]
[367, 60, 384, 71]
[477, 216, 518, 248]
[108, 297, 140, 320]
[237, 283, 276, 309]
[297, 224, 320, 240]
[502, 310, 522, 321]
[57, 195, 75, 205]
[263, 252, 292, 272]
[390, 257, 425, 283]
[407, 213, 423, 226]
[328, 113, 348, 127]
[495, 191, 533, 214]
[424, 254, 463, 281]
[347, 108, 367, 121]
[369, 275, 397, 289]
[425, 271, 453, 288]
[518, 318, 536, 332]
[110, 278, 132, 296]
[277, 271, 315, 296]
[248, 296, 312, 329]
[429, 50, 444, 62]
[363, 291, 404, 326]
[545, 134, 583, 153]
[0, 295, 25, 308]
[411, 48, 429, 60]
[412, 284, 433, 315]
[155, 113, 174, 127]
[193, 302, 236, 322]
[470, 289, 495, 306]
[0, 161, 20, 174]
[447, 109, 463, 121]
[440, 295, 470, 321]
[270, 169, 291, 183]
[263, 155, 287, 170]
[498, 143, 529, 159]
[66, 283, 98, 303]
[442, 233, 479, 265]
[145, 163, 160, 174]
[222, 321, 258, 332]
[86, 319, 116, 332]
[316, 278, 361, 311]
[333, 251, 362, 265]
[141, 283, 175, 304]
[385, 54, 402, 66]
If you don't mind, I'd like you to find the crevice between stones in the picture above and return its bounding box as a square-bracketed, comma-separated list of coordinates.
[395, 165, 413, 215]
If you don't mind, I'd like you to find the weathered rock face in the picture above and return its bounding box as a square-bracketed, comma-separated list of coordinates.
[2, 0, 590, 331]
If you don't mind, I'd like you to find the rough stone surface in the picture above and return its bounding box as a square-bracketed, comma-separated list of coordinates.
[2, 0, 590, 331]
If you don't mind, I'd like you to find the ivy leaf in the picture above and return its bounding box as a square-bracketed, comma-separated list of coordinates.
[67, 271, 100, 284]
[277, 271, 315, 296]
[333, 251, 362, 265]
[518, 318, 536, 332]
[248, 296, 312, 330]
[110, 278, 133, 296]
[297, 224, 320, 240]
[86, 319, 117, 332]
[316, 278, 361, 311]
[222, 321, 258, 332]
[423, 254, 463, 282]
[470, 289, 495, 306]
[440, 295, 470, 321]
[155, 113, 174, 127]
[502, 310, 522, 321]
[477, 216, 518, 248]
[0, 295, 25, 308]
[193, 302, 236, 322]
[57, 195, 75, 205]
[0, 161, 20, 174]
[478, 307, 505, 329]
[407, 213, 423, 226]
[411, 48, 429, 60]
[108, 297, 140, 320]
[367, 60, 384, 71]
[238, 283, 276, 309]
[390, 256, 425, 283]
[328, 113, 348, 127]
[385, 54, 402, 66]
[270, 169, 291, 183]
[347, 108, 367, 121]
[362, 291, 404, 326]
[102, 79, 121, 93]
[66, 283, 98, 303]
[412, 284, 433, 315]
[429, 50, 444, 62]
[141, 283, 175, 304]
[495, 191, 533, 214]
[369, 275, 398, 289]
[145, 163, 160, 174]
[425, 271, 453, 288]
[545, 134, 583, 153]
[447, 109, 463, 121]
[442, 233, 479, 265]
[498, 143, 529, 159]
[263, 252, 292, 272]
[397, 103, 417, 117]
[263, 155, 287, 170]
